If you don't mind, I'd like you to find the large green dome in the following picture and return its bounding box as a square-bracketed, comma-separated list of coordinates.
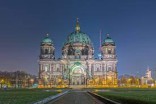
[65, 19, 92, 45]
[42, 34, 53, 44]
[66, 31, 91, 44]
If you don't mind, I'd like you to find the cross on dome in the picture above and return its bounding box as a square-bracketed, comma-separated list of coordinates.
[106, 33, 110, 37]
[76, 18, 79, 22]
[46, 33, 49, 37]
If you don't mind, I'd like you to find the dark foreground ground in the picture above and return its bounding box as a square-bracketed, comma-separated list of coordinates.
[0, 88, 59, 104]
[1, 88, 156, 104]
[47, 90, 104, 104]
[95, 88, 156, 104]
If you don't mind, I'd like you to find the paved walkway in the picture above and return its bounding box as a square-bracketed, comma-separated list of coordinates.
[47, 90, 104, 104]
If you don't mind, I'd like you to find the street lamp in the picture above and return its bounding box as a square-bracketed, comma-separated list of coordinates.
[30, 79, 34, 87]
[27, 76, 30, 88]
[86, 78, 88, 88]
[67, 64, 70, 88]
[0, 79, 4, 88]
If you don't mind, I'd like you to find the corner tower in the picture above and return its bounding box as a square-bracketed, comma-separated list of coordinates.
[38, 34, 55, 88]
[40, 34, 55, 60]
[101, 34, 118, 86]
[101, 34, 116, 59]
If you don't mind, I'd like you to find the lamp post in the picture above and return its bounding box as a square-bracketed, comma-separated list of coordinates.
[15, 72, 18, 88]
[30, 79, 34, 87]
[27, 76, 30, 88]
[67, 63, 70, 88]
[0, 80, 2, 88]
[85, 67, 88, 87]
[69, 70, 70, 88]
[86, 78, 88, 88]
[0, 79, 4, 88]
[50, 79, 52, 88]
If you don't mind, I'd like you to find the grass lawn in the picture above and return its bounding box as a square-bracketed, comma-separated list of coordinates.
[95, 88, 156, 104]
[0, 88, 59, 104]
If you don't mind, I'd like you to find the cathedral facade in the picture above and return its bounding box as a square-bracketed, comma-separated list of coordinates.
[38, 20, 118, 88]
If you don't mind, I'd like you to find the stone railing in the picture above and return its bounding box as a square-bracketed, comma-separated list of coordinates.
[33, 90, 69, 104]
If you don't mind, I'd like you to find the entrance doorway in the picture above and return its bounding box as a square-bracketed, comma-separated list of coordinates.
[70, 67, 86, 85]
[71, 75, 85, 85]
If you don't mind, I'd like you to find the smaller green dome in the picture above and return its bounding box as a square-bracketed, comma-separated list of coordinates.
[104, 36, 114, 43]
[102, 34, 115, 46]
[42, 34, 53, 44]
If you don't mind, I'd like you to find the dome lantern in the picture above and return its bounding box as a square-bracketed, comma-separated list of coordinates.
[41, 34, 53, 45]
[75, 18, 80, 32]
[102, 34, 115, 46]
[64, 19, 92, 45]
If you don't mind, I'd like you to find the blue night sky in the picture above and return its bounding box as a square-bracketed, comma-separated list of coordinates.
[0, 0, 156, 76]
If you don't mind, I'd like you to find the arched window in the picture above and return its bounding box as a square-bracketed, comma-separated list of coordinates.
[81, 49, 84, 55]
[68, 45, 74, 55]
[97, 68, 99, 71]
[57, 68, 59, 72]
[51, 67, 53, 72]
[44, 65, 48, 71]
[45, 49, 48, 54]
[108, 66, 112, 71]
[108, 49, 112, 54]
[84, 45, 89, 55]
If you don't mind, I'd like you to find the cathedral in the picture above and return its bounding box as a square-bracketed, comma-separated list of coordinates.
[38, 20, 118, 88]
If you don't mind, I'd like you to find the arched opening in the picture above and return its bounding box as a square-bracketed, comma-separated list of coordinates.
[45, 49, 48, 54]
[70, 65, 86, 85]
